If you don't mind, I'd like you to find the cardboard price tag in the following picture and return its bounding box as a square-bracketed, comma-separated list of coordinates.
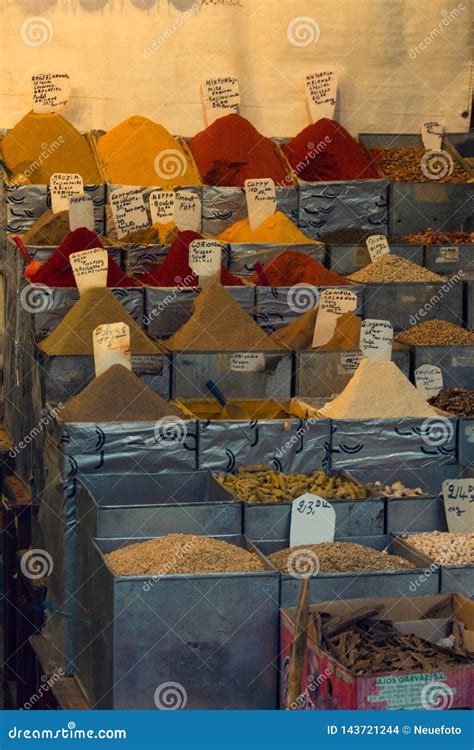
[415, 364, 443, 399]
[442, 479, 474, 533]
[50, 173, 83, 213]
[312, 289, 357, 348]
[32, 73, 71, 113]
[230, 352, 265, 372]
[421, 121, 443, 150]
[366, 235, 390, 263]
[290, 493, 336, 547]
[436, 247, 459, 264]
[305, 68, 338, 122]
[70, 248, 108, 295]
[110, 187, 149, 239]
[69, 194, 95, 232]
[201, 76, 240, 126]
[173, 191, 201, 232]
[189, 239, 222, 287]
[93, 322, 131, 378]
[360, 319, 393, 361]
[149, 190, 175, 225]
[244, 178, 277, 231]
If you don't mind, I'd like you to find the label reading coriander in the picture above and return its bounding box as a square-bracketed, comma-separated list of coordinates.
[201, 76, 240, 126]
[414, 364, 443, 399]
[70, 248, 108, 295]
[110, 187, 149, 239]
[189, 239, 222, 288]
[290, 493, 336, 547]
[421, 121, 443, 150]
[32, 73, 71, 113]
[93, 322, 131, 378]
[312, 289, 358, 348]
[149, 189, 175, 225]
[442, 479, 474, 533]
[69, 194, 95, 232]
[230, 352, 265, 372]
[173, 191, 202, 232]
[366, 235, 390, 263]
[360, 319, 393, 361]
[305, 68, 338, 122]
[50, 173, 83, 213]
[244, 178, 277, 231]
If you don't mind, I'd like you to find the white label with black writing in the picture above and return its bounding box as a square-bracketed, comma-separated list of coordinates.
[244, 178, 277, 231]
[366, 235, 390, 263]
[189, 239, 222, 288]
[32, 73, 71, 113]
[290, 493, 336, 547]
[93, 323, 131, 378]
[436, 247, 459, 264]
[149, 189, 175, 225]
[360, 319, 393, 361]
[50, 173, 83, 214]
[201, 76, 240, 126]
[312, 289, 358, 348]
[305, 69, 338, 122]
[339, 351, 363, 373]
[414, 364, 443, 399]
[421, 121, 443, 150]
[110, 187, 149, 239]
[173, 190, 202, 232]
[69, 194, 95, 232]
[442, 479, 474, 533]
[230, 352, 265, 372]
[70, 248, 108, 295]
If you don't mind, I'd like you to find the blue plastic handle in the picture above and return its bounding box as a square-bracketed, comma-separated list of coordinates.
[205, 380, 227, 407]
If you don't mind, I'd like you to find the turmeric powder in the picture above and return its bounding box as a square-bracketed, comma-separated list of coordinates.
[217, 211, 317, 244]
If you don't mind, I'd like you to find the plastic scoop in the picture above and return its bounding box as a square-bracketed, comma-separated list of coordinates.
[205, 380, 247, 419]
[12, 235, 45, 280]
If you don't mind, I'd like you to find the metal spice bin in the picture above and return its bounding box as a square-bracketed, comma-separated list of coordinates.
[424, 244, 474, 274]
[410, 344, 474, 390]
[171, 350, 293, 400]
[393, 533, 474, 596]
[464, 272, 474, 329]
[84, 535, 279, 709]
[256, 534, 437, 607]
[458, 418, 474, 467]
[328, 242, 424, 275]
[228, 242, 326, 277]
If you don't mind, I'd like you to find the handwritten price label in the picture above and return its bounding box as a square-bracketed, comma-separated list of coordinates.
[201, 76, 240, 126]
[442, 479, 474, 533]
[230, 352, 265, 372]
[93, 322, 131, 378]
[173, 190, 201, 232]
[290, 493, 336, 546]
[110, 187, 149, 238]
[149, 189, 175, 225]
[50, 173, 83, 213]
[360, 319, 393, 361]
[421, 121, 443, 150]
[415, 364, 443, 399]
[305, 68, 338, 122]
[189, 239, 222, 287]
[32, 73, 71, 113]
[366, 235, 390, 263]
[244, 178, 276, 231]
[312, 289, 358, 348]
[70, 248, 108, 295]
[69, 194, 95, 232]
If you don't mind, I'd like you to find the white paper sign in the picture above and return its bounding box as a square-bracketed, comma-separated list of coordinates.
[32, 73, 71, 113]
[442, 479, 474, 533]
[110, 187, 149, 239]
[70, 248, 108, 295]
[201, 76, 240, 126]
[93, 322, 131, 378]
[415, 365, 443, 399]
[366, 235, 390, 263]
[230, 352, 265, 372]
[421, 121, 443, 150]
[305, 68, 338, 122]
[69, 194, 95, 232]
[189, 239, 222, 287]
[244, 178, 277, 231]
[173, 190, 202, 232]
[339, 351, 363, 373]
[50, 173, 83, 213]
[149, 190, 175, 225]
[312, 289, 358, 348]
[290, 493, 336, 547]
[360, 319, 393, 361]
[436, 247, 459, 264]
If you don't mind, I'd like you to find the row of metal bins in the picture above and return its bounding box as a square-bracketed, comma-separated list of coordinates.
[33, 462, 472, 709]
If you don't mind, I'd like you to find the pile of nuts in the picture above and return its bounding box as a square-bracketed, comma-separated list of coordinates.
[372, 146, 470, 182]
[428, 388, 474, 417]
[368, 481, 426, 497]
[407, 531, 474, 566]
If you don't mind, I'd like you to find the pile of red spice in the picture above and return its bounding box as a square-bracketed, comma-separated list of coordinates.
[140, 231, 243, 287]
[250, 250, 352, 287]
[282, 119, 379, 181]
[26, 228, 140, 288]
[188, 114, 290, 187]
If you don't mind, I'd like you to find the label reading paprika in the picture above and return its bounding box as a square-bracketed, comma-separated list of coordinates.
[110, 187, 150, 239]
[360, 319, 393, 361]
[305, 68, 338, 122]
[69, 194, 95, 232]
[244, 178, 277, 231]
[32, 73, 71, 113]
[70, 248, 108, 295]
[93, 322, 131, 378]
[201, 76, 240, 126]
[50, 173, 83, 213]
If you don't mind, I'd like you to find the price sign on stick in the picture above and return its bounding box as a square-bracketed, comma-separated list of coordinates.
[360, 319, 393, 361]
[189, 240, 222, 288]
[201, 76, 240, 126]
[70, 248, 108, 295]
[50, 173, 83, 213]
[174, 191, 201, 232]
[442, 479, 474, 533]
[69, 194, 94, 232]
[93, 323, 131, 378]
[32, 73, 70, 113]
[305, 68, 338, 122]
[415, 365, 443, 399]
[110, 187, 149, 239]
[149, 190, 175, 225]
[421, 121, 443, 150]
[244, 178, 276, 231]
[366, 235, 390, 263]
[312, 289, 358, 348]
[290, 493, 336, 547]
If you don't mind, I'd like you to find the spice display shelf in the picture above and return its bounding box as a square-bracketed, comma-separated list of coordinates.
[328, 241, 424, 275]
[394, 533, 474, 596]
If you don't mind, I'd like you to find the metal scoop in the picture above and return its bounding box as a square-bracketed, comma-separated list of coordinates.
[205, 380, 247, 419]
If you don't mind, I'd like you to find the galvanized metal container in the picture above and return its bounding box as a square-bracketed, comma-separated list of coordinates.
[393, 533, 473, 596]
[294, 346, 410, 399]
[145, 285, 255, 340]
[448, 133, 474, 181]
[83, 535, 279, 708]
[424, 245, 474, 274]
[362, 280, 464, 331]
[458, 418, 474, 467]
[465, 273, 474, 329]
[328, 242, 424, 275]
[411, 344, 474, 390]
[171, 350, 293, 400]
[256, 534, 437, 607]
[228, 242, 326, 277]
[201, 184, 297, 236]
[255, 285, 363, 334]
